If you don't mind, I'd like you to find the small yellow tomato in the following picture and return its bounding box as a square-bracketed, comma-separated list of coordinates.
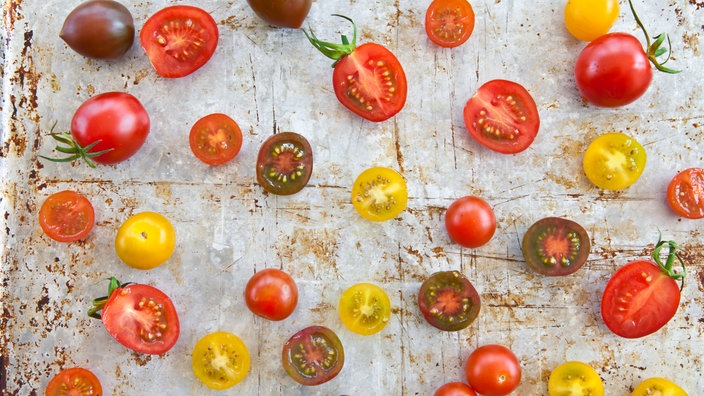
[548, 361, 604, 396]
[564, 0, 619, 42]
[583, 132, 646, 190]
[338, 283, 391, 336]
[351, 167, 408, 222]
[632, 377, 688, 396]
[192, 331, 250, 390]
[115, 211, 176, 269]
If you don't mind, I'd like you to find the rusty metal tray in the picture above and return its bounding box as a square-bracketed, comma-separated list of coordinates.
[2, 0, 703, 394]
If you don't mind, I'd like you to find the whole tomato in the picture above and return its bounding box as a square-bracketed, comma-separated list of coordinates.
[244, 268, 298, 321]
[247, 0, 311, 28]
[445, 196, 496, 248]
[465, 344, 521, 396]
[60, 0, 134, 59]
[434, 382, 477, 396]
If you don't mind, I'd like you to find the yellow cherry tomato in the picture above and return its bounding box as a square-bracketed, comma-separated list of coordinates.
[351, 167, 408, 222]
[564, 0, 619, 42]
[632, 378, 688, 396]
[339, 283, 391, 336]
[548, 361, 604, 396]
[115, 211, 176, 269]
[583, 132, 646, 190]
[192, 331, 250, 390]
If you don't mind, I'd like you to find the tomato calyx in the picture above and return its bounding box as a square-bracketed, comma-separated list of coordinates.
[303, 14, 357, 67]
[628, 0, 679, 74]
[40, 123, 114, 168]
[88, 277, 132, 319]
[651, 235, 687, 291]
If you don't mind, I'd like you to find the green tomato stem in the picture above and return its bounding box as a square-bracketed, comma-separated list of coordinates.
[651, 236, 687, 291]
[628, 0, 680, 74]
[303, 14, 358, 67]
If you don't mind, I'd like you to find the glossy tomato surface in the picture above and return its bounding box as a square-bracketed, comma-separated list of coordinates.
[667, 167, 704, 219]
[60, 0, 134, 59]
[563, 0, 619, 42]
[445, 196, 496, 248]
[434, 382, 477, 396]
[115, 212, 176, 270]
[583, 132, 646, 190]
[244, 268, 298, 321]
[465, 344, 521, 396]
[189, 113, 243, 165]
[338, 283, 391, 335]
[282, 326, 344, 386]
[351, 167, 408, 221]
[71, 91, 150, 164]
[38, 190, 94, 242]
[522, 217, 590, 276]
[575, 32, 652, 107]
[632, 377, 688, 396]
[246, 0, 311, 28]
[463, 79, 539, 154]
[192, 331, 250, 390]
[140, 5, 218, 78]
[425, 0, 475, 48]
[418, 271, 480, 332]
[256, 132, 313, 195]
[45, 367, 102, 396]
[548, 361, 604, 396]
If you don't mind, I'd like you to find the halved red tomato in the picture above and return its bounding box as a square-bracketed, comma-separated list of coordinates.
[189, 113, 243, 165]
[463, 79, 540, 154]
[140, 5, 218, 78]
[256, 132, 313, 195]
[45, 367, 102, 396]
[38, 190, 95, 242]
[425, 0, 475, 48]
[667, 167, 704, 219]
[418, 271, 481, 332]
[282, 326, 344, 386]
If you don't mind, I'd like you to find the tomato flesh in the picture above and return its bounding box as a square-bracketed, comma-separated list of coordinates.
[418, 271, 480, 332]
[38, 190, 95, 243]
[244, 268, 298, 321]
[583, 132, 646, 190]
[338, 283, 391, 335]
[425, 0, 475, 48]
[189, 113, 243, 165]
[46, 367, 102, 396]
[632, 377, 688, 396]
[667, 167, 704, 219]
[522, 217, 590, 276]
[256, 132, 313, 195]
[351, 167, 408, 222]
[282, 326, 344, 386]
[548, 361, 604, 396]
[465, 344, 521, 396]
[192, 331, 250, 390]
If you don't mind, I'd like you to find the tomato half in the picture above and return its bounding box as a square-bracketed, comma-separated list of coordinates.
[282, 326, 344, 386]
[463, 79, 539, 154]
[548, 361, 604, 396]
[189, 113, 243, 165]
[338, 283, 391, 336]
[583, 132, 646, 190]
[115, 212, 176, 270]
[244, 268, 298, 321]
[563, 0, 619, 42]
[192, 331, 251, 390]
[425, 0, 475, 48]
[521, 217, 590, 276]
[351, 167, 408, 222]
[667, 167, 704, 219]
[418, 271, 481, 332]
[445, 196, 496, 248]
[140, 5, 218, 78]
[464, 344, 521, 396]
[38, 190, 95, 242]
[246, 0, 311, 28]
[256, 132, 313, 195]
[434, 382, 478, 396]
[89, 277, 180, 355]
[45, 367, 102, 396]
[632, 377, 687, 396]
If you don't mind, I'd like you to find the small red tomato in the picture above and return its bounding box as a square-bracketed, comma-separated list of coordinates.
[465, 344, 521, 396]
[445, 196, 496, 248]
[189, 113, 243, 165]
[425, 0, 475, 48]
[45, 367, 102, 396]
[434, 382, 477, 396]
[244, 268, 298, 321]
[38, 190, 95, 242]
[666, 167, 704, 219]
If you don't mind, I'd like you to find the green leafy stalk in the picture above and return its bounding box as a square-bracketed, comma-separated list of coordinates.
[303, 14, 358, 67]
[628, 0, 680, 74]
[38, 122, 113, 168]
[88, 277, 131, 319]
[651, 235, 687, 291]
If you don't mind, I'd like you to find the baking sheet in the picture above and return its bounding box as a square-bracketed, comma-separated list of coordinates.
[2, 0, 703, 394]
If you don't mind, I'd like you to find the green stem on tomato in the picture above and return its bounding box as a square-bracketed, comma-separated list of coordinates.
[88, 277, 131, 319]
[628, 0, 680, 74]
[303, 14, 358, 67]
[651, 235, 687, 291]
[38, 122, 113, 168]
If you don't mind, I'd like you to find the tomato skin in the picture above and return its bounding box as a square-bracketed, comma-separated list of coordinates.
[465, 345, 521, 396]
[60, 0, 134, 59]
[667, 167, 704, 219]
[282, 326, 344, 386]
[244, 268, 298, 321]
[192, 331, 250, 390]
[548, 361, 604, 396]
[632, 377, 687, 396]
[71, 92, 150, 164]
[463, 80, 539, 154]
[563, 0, 619, 42]
[189, 113, 243, 165]
[445, 196, 496, 248]
[601, 260, 681, 338]
[140, 6, 218, 78]
[583, 132, 646, 190]
[45, 367, 102, 396]
[434, 382, 477, 396]
[521, 217, 590, 276]
[256, 132, 313, 195]
[575, 33, 652, 107]
[418, 271, 481, 332]
[246, 0, 311, 28]
[115, 212, 176, 270]
[425, 0, 475, 48]
[351, 167, 408, 222]
[338, 283, 391, 335]
[38, 190, 95, 242]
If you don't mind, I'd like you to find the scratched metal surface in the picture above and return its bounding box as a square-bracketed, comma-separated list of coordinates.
[1, 0, 704, 395]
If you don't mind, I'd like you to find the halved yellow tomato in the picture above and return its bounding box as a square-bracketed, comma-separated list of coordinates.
[192, 331, 251, 390]
[583, 132, 646, 190]
[115, 211, 176, 269]
[339, 283, 391, 335]
[632, 377, 687, 396]
[351, 167, 408, 221]
[548, 361, 604, 396]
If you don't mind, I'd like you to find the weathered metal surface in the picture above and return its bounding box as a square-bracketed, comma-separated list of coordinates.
[1, 0, 703, 394]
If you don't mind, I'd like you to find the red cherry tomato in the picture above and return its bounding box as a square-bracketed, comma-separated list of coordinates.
[434, 382, 477, 396]
[425, 0, 475, 48]
[666, 167, 704, 219]
[38, 190, 95, 242]
[244, 268, 298, 321]
[445, 196, 496, 248]
[45, 367, 102, 396]
[465, 344, 521, 396]
[189, 113, 243, 165]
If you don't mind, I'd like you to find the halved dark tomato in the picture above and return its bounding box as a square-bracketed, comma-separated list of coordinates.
[140, 5, 218, 78]
[282, 325, 344, 386]
[463, 79, 540, 154]
[521, 217, 591, 276]
[425, 0, 475, 48]
[256, 132, 313, 195]
[38, 190, 95, 242]
[417, 271, 480, 331]
[667, 167, 704, 219]
[189, 113, 243, 165]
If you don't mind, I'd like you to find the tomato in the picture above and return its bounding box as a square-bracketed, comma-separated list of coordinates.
[548, 361, 604, 396]
[88, 277, 180, 355]
[632, 377, 687, 396]
[418, 271, 481, 332]
[140, 5, 218, 78]
[351, 167, 408, 222]
[445, 196, 496, 248]
[521, 217, 590, 276]
[563, 0, 619, 42]
[338, 283, 391, 336]
[45, 367, 102, 396]
[115, 212, 176, 270]
[60, 0, 134, 59]
[425, 0, 475, 48]
[189, 113, 243, 166]
[305, 15, 407, 122]
[244, 268, 298, 321]
[667, 167, 704, 219]
[464, 344, 521, 396]
[463, 79, 539, 154]
[246, 0, 311, 28]
[582, 132, 646, 190]
[434, 382, 477, 396]
[38, 190, 94, 243]
[192, 331, 250, 390]
[601, 238, 686, 338]
[282, 325, 344, 386]
[256, 132, 313, 195]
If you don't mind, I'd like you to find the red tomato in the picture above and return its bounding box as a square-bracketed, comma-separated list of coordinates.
[140, 6, 218, 78]
[45, 367, 102, 396]
[305, 15, 407, 122]
[244, 268, 298, 321]
[38, 190, 95, 242]
[667, 167, 704, 219]
[434, 382, 477, 396]
[445, 196, 496, 248]
[89, 277, 180, 354]
[189, 113, 243, 165]
[463, 80, 539, 154]
[425, 0, 475, 48]
[465, 345, 521, 396]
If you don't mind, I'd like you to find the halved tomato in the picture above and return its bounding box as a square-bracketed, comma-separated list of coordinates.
[632, 377, 687, 396]
[548, 361, 604, 396]
[192, 331, 250, 390]
[463, 79, 540, 154]
[583, 132, 646, 190]
[45, 367, 102, 396]
[418, 271, 480, 332]
[338, 283, 391, 336]
[38, 190, 95, 243]
[190, 113, 243, 165]
[666, 167, 704, 219]
[425, 0, 475, 48]
[351, 167, 408, 221]
[522, 217, 590, 276]
[256, 132, 313, 195]
[282, 326, 344, 386]
[140, 5, 218, 78]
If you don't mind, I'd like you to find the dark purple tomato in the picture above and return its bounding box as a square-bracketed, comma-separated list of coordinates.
[247, 0, 312, 28]
[256, 132, 313, 195]
[418, 271, 481, 331]
[521, 217, 590, 276]
[60, 0, 135, 60]
[282, 326, 344, 386]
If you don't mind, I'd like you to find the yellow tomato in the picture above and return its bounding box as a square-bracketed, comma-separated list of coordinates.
[583, 132, 646, 190]
[351, 167, 408, 222]
[632, 378, 688, 396]
[115, 211, 176, 270]
[338, 283, 391, 336]
[548, 361, 604, 396]
[564, 0, 619, 42]
[192, 331, 250, 390]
